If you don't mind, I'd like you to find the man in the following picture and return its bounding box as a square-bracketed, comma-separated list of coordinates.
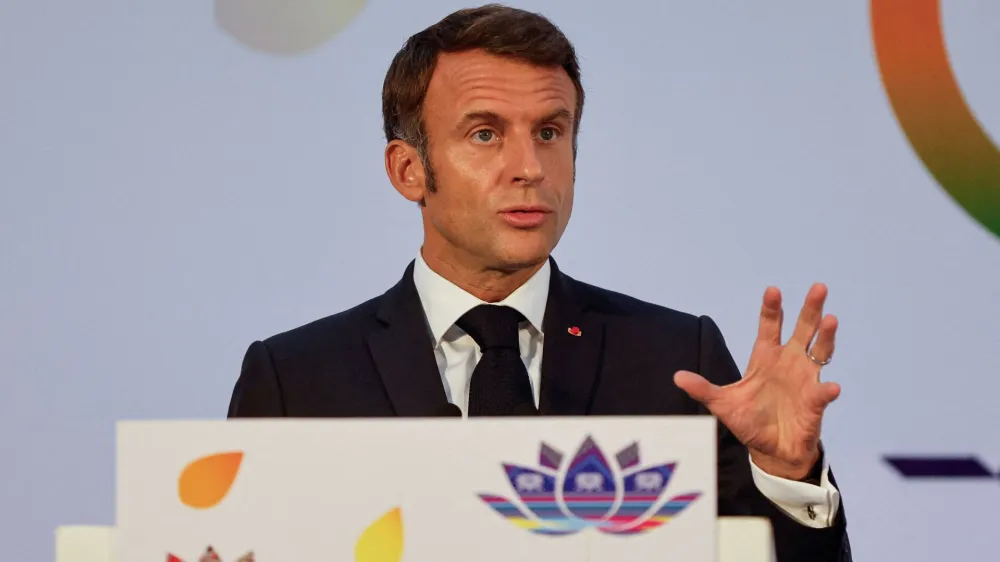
[228, 5, 850, 561]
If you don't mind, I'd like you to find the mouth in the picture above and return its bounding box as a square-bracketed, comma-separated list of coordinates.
[499, 206, 553, 229]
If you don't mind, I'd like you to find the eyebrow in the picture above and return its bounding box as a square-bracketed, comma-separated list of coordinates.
[455, 108, 575, 131]
[539, 108, 574, 125]
[456, 110, 504, 130]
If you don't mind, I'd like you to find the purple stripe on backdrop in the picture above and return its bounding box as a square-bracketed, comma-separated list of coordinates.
[883, 456, 997, 478]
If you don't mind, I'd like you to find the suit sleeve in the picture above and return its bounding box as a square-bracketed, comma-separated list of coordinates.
[697, 315, 851, 562]
[227, 340, 287, 417]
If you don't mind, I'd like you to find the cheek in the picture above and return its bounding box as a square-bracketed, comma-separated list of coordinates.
[437, 149, 497, 210]
[543, 151, 576, 206]
[455, 166, 499, 205]
[426, 167, 486, 230]
[559, 187, 575, 232]
[542, 143, 575, 175]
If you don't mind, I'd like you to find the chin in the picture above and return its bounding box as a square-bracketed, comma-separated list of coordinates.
[487, 227, 561, 270]
[493, 245, 553, 271]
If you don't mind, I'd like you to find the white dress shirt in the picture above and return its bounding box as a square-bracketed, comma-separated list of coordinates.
[411, 252, 840, 528]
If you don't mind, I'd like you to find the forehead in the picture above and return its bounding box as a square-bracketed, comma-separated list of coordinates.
[424, 50, 577, 123]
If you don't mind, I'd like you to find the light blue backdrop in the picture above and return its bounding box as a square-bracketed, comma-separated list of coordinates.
[2, 1, 998, 559]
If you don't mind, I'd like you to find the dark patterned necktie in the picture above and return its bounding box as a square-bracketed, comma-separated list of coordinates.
[456, 304, 538, 416]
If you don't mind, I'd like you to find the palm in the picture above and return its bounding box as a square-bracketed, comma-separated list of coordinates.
[675, 284, 841, 479]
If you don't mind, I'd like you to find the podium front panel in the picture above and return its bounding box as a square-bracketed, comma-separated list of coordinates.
[117, 417, 717, 561]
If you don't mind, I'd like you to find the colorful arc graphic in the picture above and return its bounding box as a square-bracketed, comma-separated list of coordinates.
[872, 0, 1000, 238]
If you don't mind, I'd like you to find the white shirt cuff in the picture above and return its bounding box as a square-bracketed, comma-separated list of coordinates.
[748, 453, 841, 529]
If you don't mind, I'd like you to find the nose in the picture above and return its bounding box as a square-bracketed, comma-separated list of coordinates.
[507, 133, 545, 186]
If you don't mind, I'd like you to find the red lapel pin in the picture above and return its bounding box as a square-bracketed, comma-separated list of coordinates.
[567, 326, 582, 337]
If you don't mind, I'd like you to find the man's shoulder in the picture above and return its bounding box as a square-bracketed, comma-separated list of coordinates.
[569, 275, 704, 330]
[258, 293, 385, 362]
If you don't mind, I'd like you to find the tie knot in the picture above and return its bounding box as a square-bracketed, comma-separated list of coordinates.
[456, 304, 525, 351]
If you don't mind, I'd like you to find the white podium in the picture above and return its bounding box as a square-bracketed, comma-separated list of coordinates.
[57, 416, 777, 561]
[55, 519, 775, 562]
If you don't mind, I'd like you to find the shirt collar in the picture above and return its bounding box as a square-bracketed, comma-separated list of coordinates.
[412, 251, 550, 345]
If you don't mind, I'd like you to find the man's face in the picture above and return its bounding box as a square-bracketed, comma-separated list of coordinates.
[418, 49, 577, 272]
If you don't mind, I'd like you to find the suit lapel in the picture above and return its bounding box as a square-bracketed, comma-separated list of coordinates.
[366, 261, 449, 416]
[538, 258, 605, 415]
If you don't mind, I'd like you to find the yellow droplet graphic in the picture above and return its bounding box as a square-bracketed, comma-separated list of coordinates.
[178, 451, 243, 509]
[355, 507, 404, 562]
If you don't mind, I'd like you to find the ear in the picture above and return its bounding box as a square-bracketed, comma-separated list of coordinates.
[384, 140, 428, 204]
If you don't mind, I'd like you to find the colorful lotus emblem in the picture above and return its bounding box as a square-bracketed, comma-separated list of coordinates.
[478, 436, 702, 535]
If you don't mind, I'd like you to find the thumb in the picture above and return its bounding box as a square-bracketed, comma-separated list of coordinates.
[674, 370, 723, 408]
[814, 381, 842, 409]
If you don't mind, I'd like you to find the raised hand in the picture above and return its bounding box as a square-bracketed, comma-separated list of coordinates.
[674, 283, 841, 480]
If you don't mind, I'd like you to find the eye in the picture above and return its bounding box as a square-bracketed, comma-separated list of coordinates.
[473, 129, 496, 143]
[538, 127, 559, 141]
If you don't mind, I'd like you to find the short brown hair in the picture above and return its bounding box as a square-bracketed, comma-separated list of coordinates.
[381, 4, 585, 167]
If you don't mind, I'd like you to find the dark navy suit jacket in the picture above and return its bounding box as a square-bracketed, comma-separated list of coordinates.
[228, 258, 850, 562]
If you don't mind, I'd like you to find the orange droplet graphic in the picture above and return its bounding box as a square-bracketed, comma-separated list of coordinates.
[355, 507, 404, 562]
[178, 451, 243, 508]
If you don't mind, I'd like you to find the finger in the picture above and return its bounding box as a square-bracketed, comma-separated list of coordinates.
[674, 370, 723, 409]
[790, 283, 828, 349]
[756, 287, 783, 345]
[808, 314, 838, 365]
[811, 381, 841, 409]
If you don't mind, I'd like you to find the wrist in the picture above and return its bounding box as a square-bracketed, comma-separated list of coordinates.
[750, 445, 822, 481]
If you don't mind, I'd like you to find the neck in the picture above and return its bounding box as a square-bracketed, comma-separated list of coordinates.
[420, 247, 545, 303]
